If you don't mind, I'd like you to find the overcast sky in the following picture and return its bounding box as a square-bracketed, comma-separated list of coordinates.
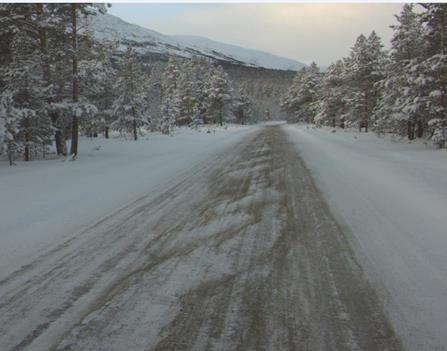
[109, 3, 406, 67]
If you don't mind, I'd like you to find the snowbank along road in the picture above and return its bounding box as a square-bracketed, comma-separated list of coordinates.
[284, 124, 447, 351]
[0, 125, 402, 350]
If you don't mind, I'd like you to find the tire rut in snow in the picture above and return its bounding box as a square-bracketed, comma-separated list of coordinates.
[0, 126, 402, 351]
[150, 126, 403, 351]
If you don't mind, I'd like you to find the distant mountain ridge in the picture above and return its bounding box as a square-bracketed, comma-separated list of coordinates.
[89, 12, 306, 71]
[171, 35, 305, 71]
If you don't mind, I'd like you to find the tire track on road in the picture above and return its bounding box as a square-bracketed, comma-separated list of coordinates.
[0, 126, 403, 351]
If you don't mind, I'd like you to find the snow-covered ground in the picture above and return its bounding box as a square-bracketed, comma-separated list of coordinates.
[0, 125, 401, 351]
[0, 125, 257, 280]
[284, 124, 447, 351]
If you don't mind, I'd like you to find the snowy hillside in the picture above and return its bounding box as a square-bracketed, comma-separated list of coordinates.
[89, 12, 305, 71]
[171, 35, 305, 71]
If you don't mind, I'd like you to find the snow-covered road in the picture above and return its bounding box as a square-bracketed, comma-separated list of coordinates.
[0, 126, 401, 351]
[0, 126, 256, 279]
[284, 124, 447, 351]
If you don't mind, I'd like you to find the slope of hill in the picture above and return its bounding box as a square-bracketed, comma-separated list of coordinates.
[171, 35, 305, 71]
[89, 12, 305, 71]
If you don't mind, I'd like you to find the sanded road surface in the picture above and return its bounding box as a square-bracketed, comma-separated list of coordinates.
[0, 126, 402, 351]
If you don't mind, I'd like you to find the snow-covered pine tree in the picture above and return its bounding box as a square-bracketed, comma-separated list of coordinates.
[42, 5, 71, 156]
[79, 40, 118, 138]
[0, 4, 54, 162]
[0, 92, 21, 165]
[315, 60, 346, 128]
[233, 88, 253, 125]
[58, 4, 106, 158]
[160, 57, 180, 134]
[344, 32, 386, 132]
[373, 4, 426, 139]
[158, 58, 235, 128]
[112, 47, 149, 140]
[280, 62, 321, 124]
[204, 65, 232, 126]
[391, 4, 427, 62]
[143, 62, 164, 131]
[174, 61, 197, 126]
[417, 4, 447, 146]
[280, 70, 303, 122]
[188, 56, 212, 126]
[160, 96, 176, 135]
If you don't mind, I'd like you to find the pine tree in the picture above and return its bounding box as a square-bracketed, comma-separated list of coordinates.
[281, 62, 321, 123]
[280, 69, 304, 122]
[160, 96, 176, 135]
[45, 6, 71, 155]
[373, 4, 425, 138]
[233, 88, 253, 125]
[189, 57, 211, 125]
[344, 32, 386, 131]
[174, 61, 197, 126]
[0, 92, 21, 165]
[143, 62, 164, 132]
[385, 4, 447, 145]
[50, 4, 106, 158]
[204, 65, 232, 126]
[418, 4, 447, 146]
[315, 60, 346, 127]
[0, 4, 54, 161]
[79, 40, 118, 138]
[112, 47, 149, 140]
[160, 57, 180, 134]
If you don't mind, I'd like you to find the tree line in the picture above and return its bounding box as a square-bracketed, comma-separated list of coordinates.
[0, 4, 255, 165]
[281, 4, 447, 147]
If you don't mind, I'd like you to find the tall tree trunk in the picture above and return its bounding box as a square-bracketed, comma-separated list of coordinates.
[70, 116, 78, 158]
[55, 129, 63, 154]
[24, 118, 30, 161]
[7, 141, 14, 166]
[363, 88, 369, 132]
[51, 112, 64, 155]
[407, 120, 415, 140]
[54, 63, 66, 152]
[70, 4, 79, 158]
[37, 4, 56, 159]
[441, 8, 445, 56]
[416, 120, 424, 138]
[36, 4, 50, 82]
[132, 107, 138, 141]
[105, 126, 109, 139]
[24, 143, 30, 162]
[219, 105, 223, 126]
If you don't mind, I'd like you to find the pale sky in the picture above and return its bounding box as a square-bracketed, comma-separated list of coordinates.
[109, 3, 407, 67]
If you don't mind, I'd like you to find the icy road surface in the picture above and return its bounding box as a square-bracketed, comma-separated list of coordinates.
[0, 126, 402, 351]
